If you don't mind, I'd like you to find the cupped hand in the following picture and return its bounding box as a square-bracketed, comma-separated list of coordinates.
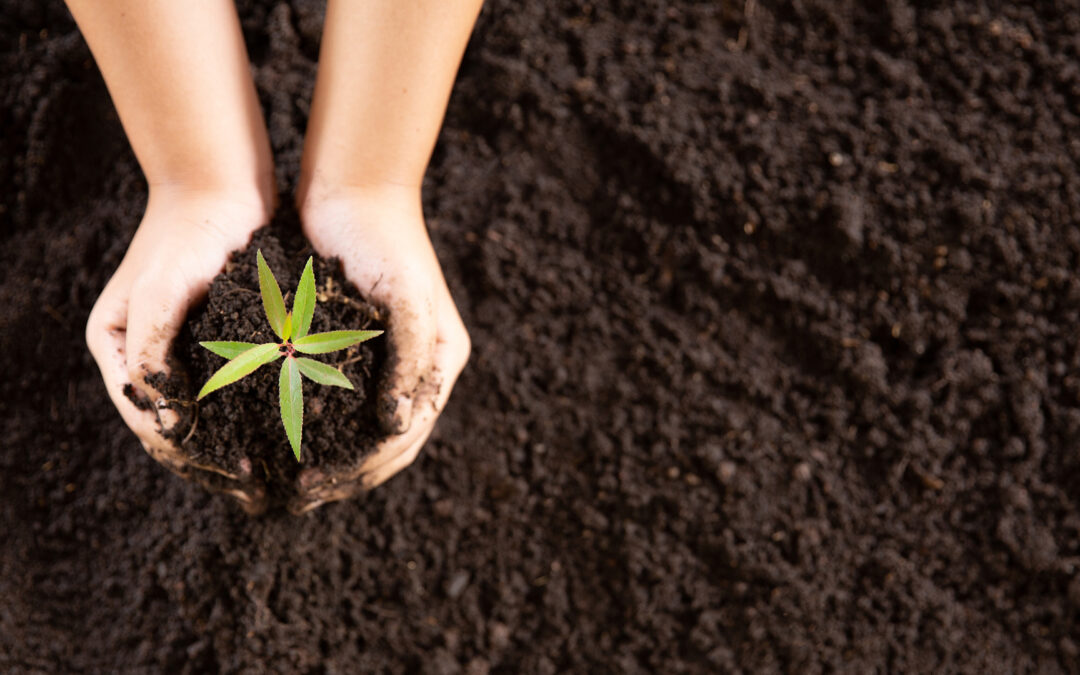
[86, 187, 271, 513]
[290, 186, 470, 513]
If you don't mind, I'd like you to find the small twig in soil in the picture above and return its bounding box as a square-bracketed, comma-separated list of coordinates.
[182, 405, 199, 445]
[160, 397, 198, 408]
[334, 351, 367, 368]
[221, 287, 259, 298]
[44, 305, 64, 324]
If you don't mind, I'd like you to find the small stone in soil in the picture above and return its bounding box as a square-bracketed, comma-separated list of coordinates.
[793, 462, 812, 482]
[446, 570, 470, 599]
[718, 461, 737, 484]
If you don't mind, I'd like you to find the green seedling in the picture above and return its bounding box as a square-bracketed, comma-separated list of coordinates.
[197, 250, 382, 460]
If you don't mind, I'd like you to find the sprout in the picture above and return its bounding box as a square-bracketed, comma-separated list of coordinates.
[197, 250, 382, 460]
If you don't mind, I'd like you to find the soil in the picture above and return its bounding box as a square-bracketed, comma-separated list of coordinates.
[145, 221, 389, 506]
[2, 0, 1080, 673]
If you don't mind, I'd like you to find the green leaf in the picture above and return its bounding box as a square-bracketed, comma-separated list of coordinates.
[295, 357, 354, 390]
[292, 257, 316, 340]
[293, 330, 384, 354]
[197, 343, 283, 400]
[257, 249, 288, 339]
[282, 312, 293, 341]
[199, 341, 261, 359]
[279, 357, 304, 460]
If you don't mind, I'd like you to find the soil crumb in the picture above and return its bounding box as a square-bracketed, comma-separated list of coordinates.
[1, 1, 1078, 673]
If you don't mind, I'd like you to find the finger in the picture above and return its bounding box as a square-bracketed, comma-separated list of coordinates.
[124, 275, 192, 431]
[436, 283, 471, 377]
[289, 476, 361, 514]
[288, 417, 437, 514]
[378, 290, 437, 436]
[184, 464, 269, 515]
[359, 294, 469, 477]
[86, 286, 185, 469]
[362, 424, 435, 489]
[293, 387, 440, 513]
[91, 296, 267, 510]
[289, 295, 468, 513]
[289, 415, 432, 513]
[307, 311, 467, 500]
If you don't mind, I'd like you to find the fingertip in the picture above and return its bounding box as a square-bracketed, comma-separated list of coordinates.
[378, 390, 414, 435]
[156, 398, 181, 432]
[298, 467, 325, 490]
[124, 362, 177, 429]
[362, 434, 428, 489]
[392, 394, 414, 434]
[232, 490, 269, 516]
[125, 279, 186, 390]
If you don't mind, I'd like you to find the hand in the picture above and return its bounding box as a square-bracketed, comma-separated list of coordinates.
[290, 186, 470, 513]
[86, 187, 271, 513]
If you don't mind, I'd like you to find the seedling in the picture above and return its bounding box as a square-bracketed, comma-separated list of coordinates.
[196, 250, 382, 460]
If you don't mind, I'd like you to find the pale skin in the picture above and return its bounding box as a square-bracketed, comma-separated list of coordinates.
[71, 0, 478, 514]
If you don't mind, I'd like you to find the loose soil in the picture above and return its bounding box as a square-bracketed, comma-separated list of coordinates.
[147, 222, 389, 506]
[3, 1, 1080, 673]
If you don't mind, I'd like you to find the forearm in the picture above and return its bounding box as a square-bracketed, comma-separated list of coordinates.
[298, 0, 484, 205]
[65, 0, 274, 211]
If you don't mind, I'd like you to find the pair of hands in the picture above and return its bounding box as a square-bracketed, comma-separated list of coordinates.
[86, 186, 470, 514]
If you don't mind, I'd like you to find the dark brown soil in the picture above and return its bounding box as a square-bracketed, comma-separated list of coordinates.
[3, 1, 1080, 673]
[147, 221, 388, 505]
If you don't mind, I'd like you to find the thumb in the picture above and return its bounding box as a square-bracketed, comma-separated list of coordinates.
[379, 297, 437, 435]
[125, 277, 191, 432]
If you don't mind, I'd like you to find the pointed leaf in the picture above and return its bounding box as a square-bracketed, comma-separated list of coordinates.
[257, 249, 288, 339]
[199, 341, 261, 359]
[282, 312, 293, 341]
[292, 257, 316, 340]
[293, 330, 384, 354]
[279, 357, 304, 460]
[295, 357, 354, 390]
[197, 343, 283, 400]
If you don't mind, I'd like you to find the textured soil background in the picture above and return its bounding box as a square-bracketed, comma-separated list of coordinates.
[2, 0, 1080, 672]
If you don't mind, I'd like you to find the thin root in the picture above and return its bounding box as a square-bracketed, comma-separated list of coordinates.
[182, 405, 199, 445]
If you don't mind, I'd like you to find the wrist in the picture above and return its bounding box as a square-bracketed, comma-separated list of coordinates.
[148, 181, 275, 224]
[142, 183, 274, 246]
[296, 160, 421, 209]
[297, 180, 423, 230]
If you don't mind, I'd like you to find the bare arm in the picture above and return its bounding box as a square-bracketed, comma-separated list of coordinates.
[298, 0, 484, 201]
[70, 0, 274, 511]
[293, 0, 481, 510]
[65, 0, 273, 200]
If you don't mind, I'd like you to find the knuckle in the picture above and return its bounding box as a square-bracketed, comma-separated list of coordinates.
[127, 360, 149, 386]
[85, 314, 102, 356]
[132, 272, 171, 301]
[456, 331, 472, 370]
[85, 301, 114, 357]
[384, 376, 412, 399]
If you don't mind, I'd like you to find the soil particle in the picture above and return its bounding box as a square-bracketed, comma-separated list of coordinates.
[2, 0, 1080, 673]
